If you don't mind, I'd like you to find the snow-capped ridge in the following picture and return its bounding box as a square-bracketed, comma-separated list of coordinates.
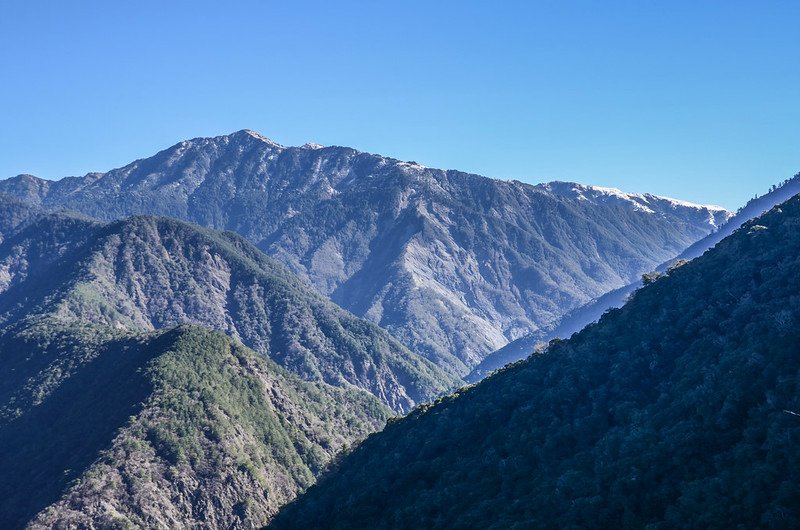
[543, 181, 727, 211]
[539, 181, 731, 228]
[234, 129, 284, 148]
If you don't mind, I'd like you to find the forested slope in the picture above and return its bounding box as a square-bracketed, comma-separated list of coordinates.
[0, 214, 457, 412]
[270, 196, 800, 529]
[0, 211, 456, 528]
[0, 322, 388, 529]
[469, 173, 800, 382]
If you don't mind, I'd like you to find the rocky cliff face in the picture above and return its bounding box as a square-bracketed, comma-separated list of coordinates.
[0, 130, 731, 374]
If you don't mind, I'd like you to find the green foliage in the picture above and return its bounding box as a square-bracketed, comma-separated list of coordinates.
[0, 193, 36, 242]
[640, 270, 663, 285]
[0, 321, 156, 528]
[269, 197, 800, 529]
[0, 209, 446, 527]
[0, 323, 390, 528]
[0, 214, 458, 412]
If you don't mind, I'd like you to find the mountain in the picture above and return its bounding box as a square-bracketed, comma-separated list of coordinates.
[670, 171, 800, 264]
[466, 282, 639, 382]
[0, 193, 36, 243]
[0, 214, 456, 412]
[468, 172, 800, 382]
[0, 322, 389, 529]
[0, 130, 731, 374]
[0, 209, 461, 528]
[268, 194, 800, 529]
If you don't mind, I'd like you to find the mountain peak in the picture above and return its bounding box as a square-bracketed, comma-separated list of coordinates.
[13, 173, 41, 181]
[0, 135, 732, 373]
[230, 129, 284, 148]
[269, 193, 800, 530]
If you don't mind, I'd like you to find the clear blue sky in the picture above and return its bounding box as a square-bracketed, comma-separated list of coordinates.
[1, 1, 798, 209]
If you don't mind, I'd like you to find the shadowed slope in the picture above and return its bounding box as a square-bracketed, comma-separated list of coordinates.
[0, 321, 389, 529]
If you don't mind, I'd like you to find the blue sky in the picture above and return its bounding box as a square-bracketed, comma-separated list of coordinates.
[1, 1, 797, 209]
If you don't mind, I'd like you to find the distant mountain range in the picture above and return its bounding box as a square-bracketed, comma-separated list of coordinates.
[269, 189, 800, 530]
[0, 130, 731, 375]
[468, 172, 800, 381]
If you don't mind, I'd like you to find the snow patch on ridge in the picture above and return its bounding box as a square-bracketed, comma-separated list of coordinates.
[545, 181, 728, 213]
[239, 129, 284, 148]
[540, 181, 732, 229]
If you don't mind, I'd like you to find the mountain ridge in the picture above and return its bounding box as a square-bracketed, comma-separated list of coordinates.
[0, 321, 391, 529]
[467, 172, 799, 381]
[0, 212, 457, 412]
[0, 204, 455, 528]
[268, 191, 800, 530]
[0, 130, 731, 374]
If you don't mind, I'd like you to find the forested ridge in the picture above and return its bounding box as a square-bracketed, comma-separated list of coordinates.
[0, 214, 456, 412]
[0, 211, 454, 529]
[0, 322, 389, 529]
[269, 196, 800, 529]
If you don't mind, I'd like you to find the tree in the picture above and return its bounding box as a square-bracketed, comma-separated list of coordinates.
[641, 271, 663, 286]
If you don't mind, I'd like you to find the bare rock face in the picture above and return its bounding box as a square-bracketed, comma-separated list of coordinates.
[0, 131, 730, 375]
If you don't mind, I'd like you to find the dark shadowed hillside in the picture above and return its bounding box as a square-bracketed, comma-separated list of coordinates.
[0, 194, 37, 243]
[0, 322, 389, 529]
[270, 195, 800, 530]
[0, 131, 730, 374]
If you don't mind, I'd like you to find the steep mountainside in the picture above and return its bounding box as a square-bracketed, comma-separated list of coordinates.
[270, 195, 800, 529]
[0, 131, 730, 374]
[0, 321, 389, 529]
[0, 206, 448, 527]
[0, 214, 456, 412]
[0, 194, 36, 243]
[672, 172, 800, 263]
[469, 173, 800, 381]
